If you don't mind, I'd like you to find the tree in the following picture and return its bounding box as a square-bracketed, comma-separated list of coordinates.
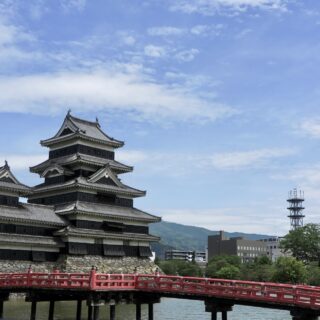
[272, 257, 307, 284]
[206, 255, 241, 278]
[306, 265, 320, 286]
[216, 265, 240, 279]
[280, 224, 320, 266]
[159, 260, 202, 277]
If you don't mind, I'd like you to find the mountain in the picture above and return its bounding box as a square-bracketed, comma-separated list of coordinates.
[150, 221, 273, 258]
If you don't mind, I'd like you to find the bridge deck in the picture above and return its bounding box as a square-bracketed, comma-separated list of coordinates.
[0, 270, 319, 311]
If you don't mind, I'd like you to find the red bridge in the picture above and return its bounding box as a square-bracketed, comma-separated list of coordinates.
[0, 269, 319, 320]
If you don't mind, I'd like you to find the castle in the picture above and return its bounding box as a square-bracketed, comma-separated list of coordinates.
[0, 112, 160, 273]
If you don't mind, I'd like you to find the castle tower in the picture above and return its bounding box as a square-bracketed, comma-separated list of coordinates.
[29, 112, 160, 260]
[287, 188, 305, 230]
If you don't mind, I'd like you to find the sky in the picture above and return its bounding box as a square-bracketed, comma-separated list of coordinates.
[0, 0, 320, 236]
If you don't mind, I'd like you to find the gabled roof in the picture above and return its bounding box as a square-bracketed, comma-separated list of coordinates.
[0, 161, 31, 196]
[87, 165, 122, 187]
[41, 112, 124, 148]
[55, 201, 161, 223]
[40, 163, 73, 178]
[30, 153, 133, 174]
[32, 176, 146, 198]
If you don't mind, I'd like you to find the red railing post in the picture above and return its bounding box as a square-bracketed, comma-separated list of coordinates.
[27, 265, 32, 287]
[89, 266, 96, 290]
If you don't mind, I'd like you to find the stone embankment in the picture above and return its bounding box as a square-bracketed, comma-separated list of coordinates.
[0, 256, 158, 274]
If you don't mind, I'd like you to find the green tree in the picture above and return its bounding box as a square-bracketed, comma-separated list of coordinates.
[272, 257, 307, 284]
[159, 260, 202, 277]
[306, 265, 320, 286]
[206, 255, 241, 278]
[280, 224, 320, 266]
[216, 265, 240, 279]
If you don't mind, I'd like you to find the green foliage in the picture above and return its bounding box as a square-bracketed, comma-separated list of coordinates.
[272, 257, 307, 284]
[206, 255, 241, 278]
[240, 262, 274, 282]
[280, 224, 320, 265]
[158, 260, 202, 277]
[216, 265, 240, 279]
[306, 265, 320, 286]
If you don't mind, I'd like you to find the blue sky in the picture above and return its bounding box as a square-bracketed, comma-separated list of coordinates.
[0, 0, 320, 235]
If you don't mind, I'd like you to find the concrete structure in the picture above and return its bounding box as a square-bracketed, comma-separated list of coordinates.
[0, 112, 161, 271]
[259, 237, 288, 262]
[165, 250, 206, 262]
[208, 231, 267, 263]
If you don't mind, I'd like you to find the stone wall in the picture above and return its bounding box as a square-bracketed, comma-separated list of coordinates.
[0, 255, 159, 274]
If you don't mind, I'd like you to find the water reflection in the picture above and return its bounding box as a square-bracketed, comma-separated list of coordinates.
[2, 298, 292, 320]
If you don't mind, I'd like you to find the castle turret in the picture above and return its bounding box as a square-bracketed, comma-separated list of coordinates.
[28, 112, 160, 258]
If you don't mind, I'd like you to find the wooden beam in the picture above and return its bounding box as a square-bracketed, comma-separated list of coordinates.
[30, 301, 37, 320]
[48, 301, 55, 320]
[76, 300, 82, 320]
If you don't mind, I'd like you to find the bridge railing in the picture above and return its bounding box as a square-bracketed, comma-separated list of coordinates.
[135, 275, 320, 309]
[0, 271, 319, 310]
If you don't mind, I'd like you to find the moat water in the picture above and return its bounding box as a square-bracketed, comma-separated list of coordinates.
[1, 298, 293, 319]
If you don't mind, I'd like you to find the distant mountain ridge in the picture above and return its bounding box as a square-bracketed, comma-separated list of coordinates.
[150, 221, 273, 258]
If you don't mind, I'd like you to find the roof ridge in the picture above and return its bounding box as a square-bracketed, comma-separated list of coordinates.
[68, 114, 99, 127]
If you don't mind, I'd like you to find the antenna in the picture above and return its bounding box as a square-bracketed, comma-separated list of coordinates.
[287, 188, 305, 230]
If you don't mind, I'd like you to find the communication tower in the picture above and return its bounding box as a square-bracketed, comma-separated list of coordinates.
[287, 188, 305, 230]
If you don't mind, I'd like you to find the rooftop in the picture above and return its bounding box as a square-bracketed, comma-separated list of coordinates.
[41, 112, 124, 148]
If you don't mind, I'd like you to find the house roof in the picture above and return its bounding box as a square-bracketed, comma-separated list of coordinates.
[55, 201, 161, 223]
[0, 202, 66, 226]
[54, 225, 160, 242]
[0, 232, 63, 248]
[32, 176, 146, 198]
[41, 112, 124, 148]
[30, 153, 133, 174]
[0, 162, 31, 196]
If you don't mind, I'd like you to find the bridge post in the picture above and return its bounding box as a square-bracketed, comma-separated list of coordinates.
[48, 301, 55, 320]
[93, 306, 100, 320]
[211, 311, 217, 320]
[290, 309, 320, 320]
[0, 300, 4, 318]
[87, 305, 93, 320]
[222, 310, 228, 320]
[30, 301, 37, 320]
[148, 303, 153, 320]
[136, 303, 141, 320]
[76, 300, 82, 320]
[110, 305, 115, 320]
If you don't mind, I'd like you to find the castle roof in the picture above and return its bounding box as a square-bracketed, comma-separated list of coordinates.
[30, 153, 133, 174]
[41, 112, 124, 148]
[0, 162, 31, 196]
[55, 201, 161, 223]
[54, 225, 160, 242]
[0, 202, 66, 226]
[32, 176, 146, 198]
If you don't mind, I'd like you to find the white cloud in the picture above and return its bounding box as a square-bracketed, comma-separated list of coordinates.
[147, 26, 186, 36]
[118, 148, 295, 174]
[175, 48, 199, 62]
[0, 155, 46, 170]
[299, 118, 320, 138]
[0, 67, 234, 123]
[60, 0, 86, 12]
[170, 0, 288, 15]
[144, 45, 167, 57]
[190, 24, 224, 36]
[209, 148, 296, 170]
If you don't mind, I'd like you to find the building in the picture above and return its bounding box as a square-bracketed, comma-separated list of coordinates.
[0, 112, 161, 272]
[165, 250, 206, 262]
[259, 237, 286, 262]
[208, 231, 267, 263]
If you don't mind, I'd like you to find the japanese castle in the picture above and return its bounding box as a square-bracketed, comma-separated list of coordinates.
[0, 112, 160, 266]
